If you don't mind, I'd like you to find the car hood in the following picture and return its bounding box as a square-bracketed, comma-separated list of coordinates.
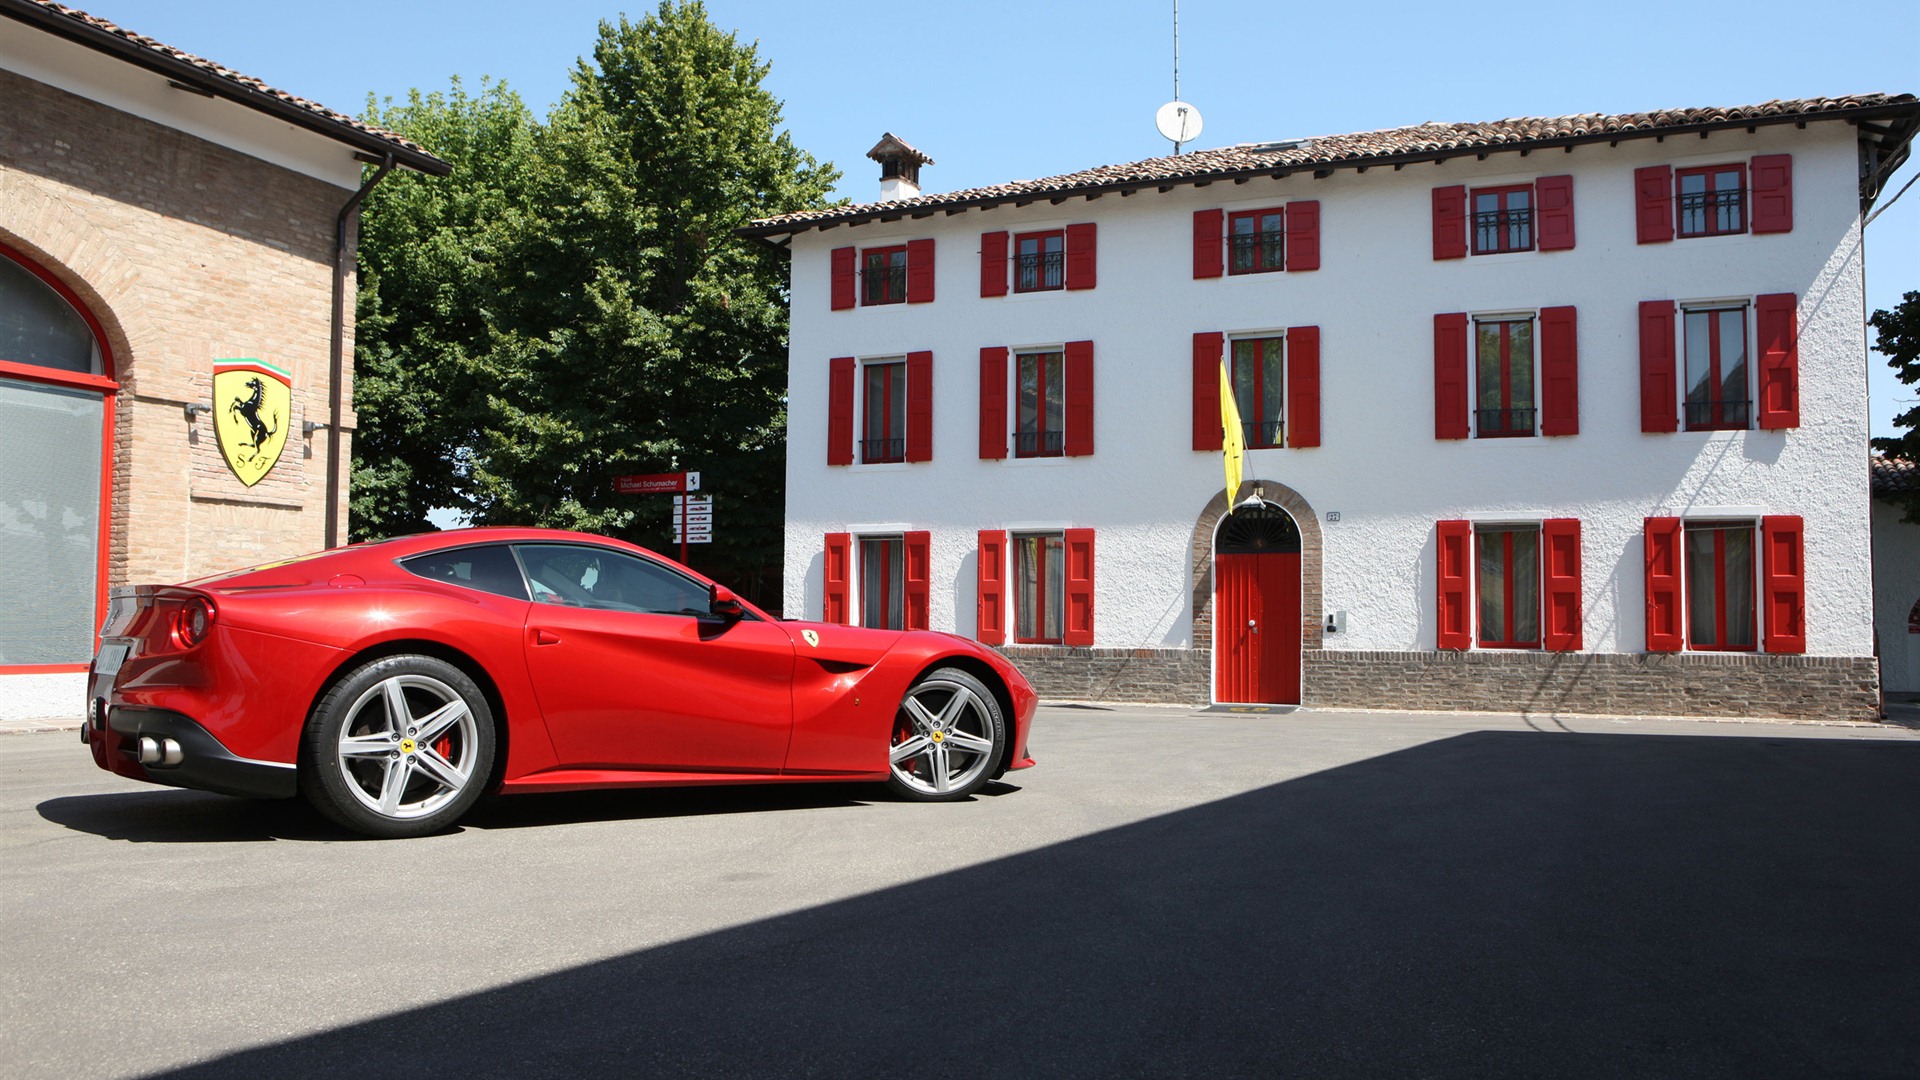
[781, 620, 905, 666]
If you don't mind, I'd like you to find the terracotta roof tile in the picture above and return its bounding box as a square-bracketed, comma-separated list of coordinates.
[747, 94, 1918, 235]
[1874, 455, 1920, 498]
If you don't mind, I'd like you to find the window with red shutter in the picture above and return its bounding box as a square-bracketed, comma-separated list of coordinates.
[1063, 528, 1095, 646]
[1228, 208, 1286, 274]
[1643, 517, 1683, 651]
[1286, 326, 1320, 448]
[1755, 293, 1799, 429]
[1682, 305, 1751, 431]
[1639, 301, 1678, 433]
[1539, 306, 1579, 437]
[976, 530, 1007, 645]
[1192, 331, 1223, 451]
[903, 531, 931, 631]
[861, 246, 908, 305]
[980, 231, 1009, 297]
[830, 247, 856, 310]
[1676, 165, 1747, 237]
[1535, 176, 1575, 251]
[1684, 522, 1758, 651]
[1470, 185, 1535, 254]
[823, 532, 852, 624]
[1065, 223, 1098, 290]
[1750, 154, 1793, 234]
[1436, 520, 1472, 650]
[1012, 533, 1064, 643]
[1475, 524, 1542, 648]
[1760, 515, 1805, 653]
[1192, 209, 1224, 279]
[859, 535, 905, 628]
[1434, 313, 1469, 439]
[1635, 166, 1674, 244]
[827, 357, 855, 466]
[1064, 340, 1094, 457]
[978, 347, 1008, 460]
[1227, 336, 1284, 447]
[905, 350, 933, 462]
[1432, 186, 1467, 260]
[906, 238, 935, 303]
[860, 358, 906, 463]
[1542, 518, 1582, 651]
[1284, 200, 1319, 272]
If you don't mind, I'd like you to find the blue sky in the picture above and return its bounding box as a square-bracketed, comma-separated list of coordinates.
[95, 0, 1920, 436]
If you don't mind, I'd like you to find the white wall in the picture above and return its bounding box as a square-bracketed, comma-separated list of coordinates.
[1872, 499, 1920, 692]
[784, 123, 1874, 658]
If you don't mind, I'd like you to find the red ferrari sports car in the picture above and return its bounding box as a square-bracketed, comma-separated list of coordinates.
[84, 528, 1037, 837]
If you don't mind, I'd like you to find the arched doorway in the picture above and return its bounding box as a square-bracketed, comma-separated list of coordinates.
[1213, 500, 1303, 704]
[0, 241, 116, 671]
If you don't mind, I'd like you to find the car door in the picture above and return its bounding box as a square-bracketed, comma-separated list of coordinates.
[516, 543, 795, 772]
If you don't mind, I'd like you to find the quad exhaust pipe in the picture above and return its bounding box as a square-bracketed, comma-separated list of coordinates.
[138, 737, 184, 767]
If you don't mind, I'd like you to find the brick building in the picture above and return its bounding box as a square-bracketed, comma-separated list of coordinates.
[0, 1, 447, 720]
[746, 95, 1919, 721]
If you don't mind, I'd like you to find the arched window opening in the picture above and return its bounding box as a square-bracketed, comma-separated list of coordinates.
[0, 255, 103, 375]
[1216, 501, 1302, 555]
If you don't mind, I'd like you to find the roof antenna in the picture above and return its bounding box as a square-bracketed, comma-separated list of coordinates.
[1155, 0, 1203, 154]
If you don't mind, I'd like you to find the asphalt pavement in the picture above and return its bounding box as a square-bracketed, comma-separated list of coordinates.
[4, 706, 1917, 1079]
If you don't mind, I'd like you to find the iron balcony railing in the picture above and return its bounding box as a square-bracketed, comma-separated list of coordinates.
[1242, 419, 1284, 447]
[1014, 251, 1064, 291]
[1679, 188, 1745, 235]
[1227, 230, 1284, 271]
[1472, 208, 1534, 252]
[1685, 398, 1751, 429]
[862, 436, 906, 463]
[864, 265, 907, 304]
[1475, 407, 1537, 437]
[1014, 429, 1065, 457]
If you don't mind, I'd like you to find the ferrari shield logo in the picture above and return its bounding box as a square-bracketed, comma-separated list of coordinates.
[802, 629, 819, 648]
[212, 359, 291, 487]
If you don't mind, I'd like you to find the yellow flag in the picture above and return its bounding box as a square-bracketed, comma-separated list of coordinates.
[1220, 358, 1244, 501]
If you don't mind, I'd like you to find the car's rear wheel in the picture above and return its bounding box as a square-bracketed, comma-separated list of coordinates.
[887, 667, 1004, 801]
[301, 654, 494, 838]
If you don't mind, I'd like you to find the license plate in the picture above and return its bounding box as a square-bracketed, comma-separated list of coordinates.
[92, 641, 131, 683]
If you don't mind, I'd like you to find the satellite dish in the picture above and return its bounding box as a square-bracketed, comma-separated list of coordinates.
[1156, 99, 1203, 146]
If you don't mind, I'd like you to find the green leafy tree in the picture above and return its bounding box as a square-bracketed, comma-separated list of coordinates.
[351, 79, 540, 541]
[1871, 290, 1920, 522]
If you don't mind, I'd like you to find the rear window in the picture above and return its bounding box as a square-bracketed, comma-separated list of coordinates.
[400, 545, 529, 601]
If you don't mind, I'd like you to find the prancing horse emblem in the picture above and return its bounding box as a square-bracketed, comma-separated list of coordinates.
[211, 359, 292, 487]
[802, 629, 819, 648]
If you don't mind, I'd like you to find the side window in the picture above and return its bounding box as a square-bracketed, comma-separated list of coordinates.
[400, 545, 529, 601]
[515, 544, 714, 617]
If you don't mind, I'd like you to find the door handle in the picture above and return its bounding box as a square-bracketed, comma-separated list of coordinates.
[534, 629, 562, 646]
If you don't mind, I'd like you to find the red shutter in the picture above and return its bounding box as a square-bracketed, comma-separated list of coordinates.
[978, 346, 1007, 459]
[1635, 166, 1674, 244]
[1542, 518, 1583, 652]
[827, 357, 855, 466]
[1432, 186, 1467, 259]
[1063, 528, 1095, 647]
[1286, 325, 1321, 448]
[1064, 339, 1095, 456]
[1644, 517, 1683, 652]
[1436, 520, 1472, 650]
[1433, 313, 1469, 439]
[1065, 223, 1097, 290]
[1284, 200, 1320, 271]
[906, 238, 935, 303]
[1535, 175, 1575, 251]
[1639, 301, 1677, 433]
[1761, 515, 1806, 654]
[823, 533, 852, 625]
[1750, 154, 1793, 234]
[1192, 331, 1223, 451]
[905, 350, 933, 462]
[903, 530, 931, 631]
[830, 247, 856, 310]
[980, 231, 1008, 297]
[976, 530, 1007, 644]
[1192, 209, 1223, 279]
[1756, 293, 1800, 429]
[1539, 305, 1579, 437]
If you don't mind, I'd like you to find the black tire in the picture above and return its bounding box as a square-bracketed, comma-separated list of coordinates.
[301, 654, 495, 838]
[886, 667, 1005, 801]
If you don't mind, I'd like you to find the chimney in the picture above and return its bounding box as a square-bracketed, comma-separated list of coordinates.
[868, 133, 933, 202]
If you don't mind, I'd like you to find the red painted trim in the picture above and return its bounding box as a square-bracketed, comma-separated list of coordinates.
[1192, 331, 1223, 451]
[1192, 209, 1223, 279]
[0, 663, 90, 675]
[976, 530, 1007, 644]
[1644, 517, 1684, 652]
[1750, 154, 1794, 234]
[1635, 166, 1674, 244]
[906, 238, 936, 303]
[1433, 313, 1469, 439]
[827, 357, 855, 466]
[1756, 293, 1799, 429]
[1285, 326, 1320, 448]
[1540, 305, 1579, 436]
[823, 533, 852, 624]
[0, 358, 117, 392]
[1535, 175, 1575, 251]
[1432, 186, 1467, 259]
[978, 346, 1008, 459]
[1284, 201, 1319, 272]
[1064, 223, 1097, 290]
[1063, 528, 1095, 647]
[905, 350, 933, 462]
[1436, 519, 1472, 650]
[829, 246, 856, 310]
[1762, 515, 1806, 653]
[980, 231, 1009, 297]
[1639, 300, 1678, 433]
[1542, 518, 1582, 651]
[1063, 340, 1094, 456]
[903, 531, 931, 631]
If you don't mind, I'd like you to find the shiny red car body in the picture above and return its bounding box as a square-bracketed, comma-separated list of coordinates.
[85, 528, 1036, 835]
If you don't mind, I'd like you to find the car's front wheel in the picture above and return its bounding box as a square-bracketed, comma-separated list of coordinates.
[301, 654, 495, 838]
[887, 667, 1004, 801]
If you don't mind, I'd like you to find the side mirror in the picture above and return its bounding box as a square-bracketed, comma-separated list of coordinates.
[710, 584, 744, 621]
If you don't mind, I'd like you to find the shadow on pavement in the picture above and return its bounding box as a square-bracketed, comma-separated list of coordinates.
[155, 731, 1918, 1077]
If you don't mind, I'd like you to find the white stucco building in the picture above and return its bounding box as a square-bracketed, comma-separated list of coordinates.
[744, 98, 1919, 720]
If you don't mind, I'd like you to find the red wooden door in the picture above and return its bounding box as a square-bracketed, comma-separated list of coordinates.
[1214, 552, 1302, 704]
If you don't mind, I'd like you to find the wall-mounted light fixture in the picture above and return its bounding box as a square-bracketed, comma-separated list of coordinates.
[302, 420, 328, 458]
[183, 402, 211, 421]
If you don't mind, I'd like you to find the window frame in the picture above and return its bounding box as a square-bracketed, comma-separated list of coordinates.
[1226, 208, 1286, 275]
[1013, 348, 1065, 458]
[860, 357, 907, 464]
[1682, 520, 1758, 652]
[1473, 524, 1543, 649]
[1681, 304, 1752, 432]
[1012, 230, 1065, 293]
[1012, 531, 1066, 644]
[861, 245, 908, 306]
[857, 534, 906, 630]
[1469, 184, 1535, 255]
[1228, 333, 1286, 448]
[1676, 164, 1748, 238]
[1471, 313, 1538, 439]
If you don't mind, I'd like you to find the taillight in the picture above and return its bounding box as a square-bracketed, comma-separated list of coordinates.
[174, 597, 215, 648]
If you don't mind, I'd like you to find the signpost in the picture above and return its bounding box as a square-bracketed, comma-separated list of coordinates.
[612, 471, 706, 563]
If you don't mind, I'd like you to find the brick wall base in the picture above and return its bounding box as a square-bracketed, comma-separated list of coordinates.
[998, 646, 1882, 722]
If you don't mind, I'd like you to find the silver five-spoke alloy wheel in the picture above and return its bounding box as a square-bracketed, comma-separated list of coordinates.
[888, 667, 1005, 800]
